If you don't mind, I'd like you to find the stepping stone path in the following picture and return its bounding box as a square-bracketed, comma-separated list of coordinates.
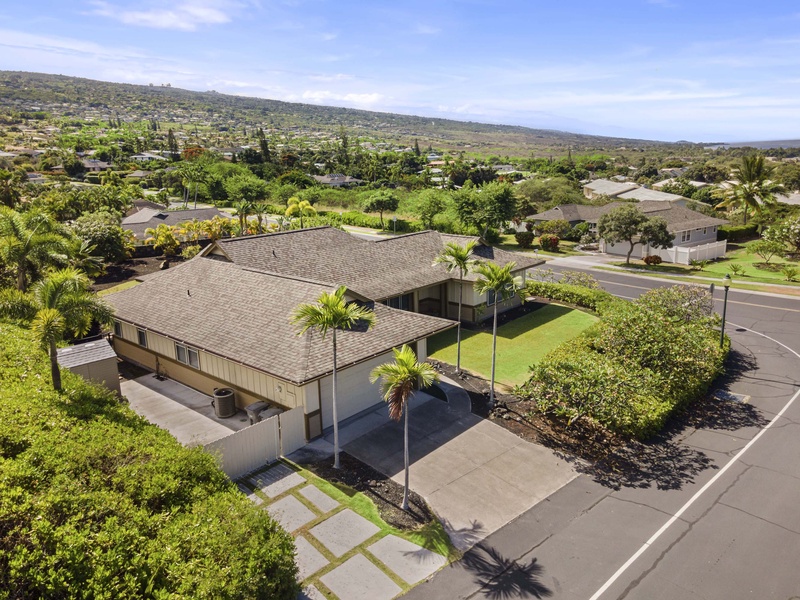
[239, 462, 448, 600]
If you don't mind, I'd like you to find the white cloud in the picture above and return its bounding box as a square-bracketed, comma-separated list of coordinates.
[307, 73, 354, 82]
[88, 0, 241, 31]
[300, 90, 384, 106]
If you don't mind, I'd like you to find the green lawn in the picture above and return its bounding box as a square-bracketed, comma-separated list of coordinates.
[427, 304, 598, 387]
[496, 233, 583, 257]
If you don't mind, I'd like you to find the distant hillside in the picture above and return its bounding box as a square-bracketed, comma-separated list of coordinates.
[0, 71, 684, 155]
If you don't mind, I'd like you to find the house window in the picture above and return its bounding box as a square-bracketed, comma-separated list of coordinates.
[681, 231, 691, 243]
[137, 328, 147, 348]
[487, 290, 497, 305]
[113, 320, 122, 337]
[703, 227, 708, 235]
[175, 343, 200, 369]
[385, 293, 413, 311]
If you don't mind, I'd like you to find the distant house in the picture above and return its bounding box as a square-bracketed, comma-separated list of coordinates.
[616, 187, 688, 206]
[311, 173, 364, 187]
[27, 173, 47, 185]
[0, 151, 17, 159]
[653, 178, 709, 190]
[122, 207, 229, 244]
[130, 152, 167, 162]
[582, 179, 639, 200]
[525, 204, 608, 232]
[81, 159, 111, 172]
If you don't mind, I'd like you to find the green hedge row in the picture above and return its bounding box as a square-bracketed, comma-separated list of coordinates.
[520, 286, 727, 438]
[524, 281, 619, 313]
[718, 223, 758, 242]
[0, 324, 298, 599]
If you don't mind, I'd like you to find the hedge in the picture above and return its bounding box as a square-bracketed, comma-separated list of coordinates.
[520, 286, 727, 439]
[718, 223, 758, 242]
[0, 324, 298, 599]
[524, 281, 619, 313]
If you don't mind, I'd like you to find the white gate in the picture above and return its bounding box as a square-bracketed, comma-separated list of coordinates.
[205, 407, 307, 479]
[279, 407, 306, 456]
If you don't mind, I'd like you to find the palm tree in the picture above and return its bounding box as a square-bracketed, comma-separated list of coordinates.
[473, 261, 523, 407]
[433, 240, 478, 373]
[285, 197, 317, 229]
[232, 200, 254, 235]
[370, 344, 438, 511]
[0, 207, 72, 291]
[291, 286, 376, 469]
[0, 268, 113, 391]
[717, 154, 786, 225]
[252, 202, 272, 234]
[144, 223, 180, 256]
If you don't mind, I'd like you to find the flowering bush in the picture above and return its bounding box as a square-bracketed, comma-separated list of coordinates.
[643, 255, 662, 265]
[539, 234, 560, 252]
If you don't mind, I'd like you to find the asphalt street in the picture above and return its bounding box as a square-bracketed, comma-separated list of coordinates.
[405, 266, 800, 600]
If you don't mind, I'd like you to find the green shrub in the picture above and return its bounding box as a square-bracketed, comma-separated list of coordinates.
[728, 263, 745, 276]
[515, 231, 535, 249]
[181, 244, 201, 260]
[520, 286, 727, 439]
[0, 324, 299, 598]
[539, 234, 560, 251]
[781, 266, 799, 282]
[718, 223, 758, 242]
[524, 281, 617, 313]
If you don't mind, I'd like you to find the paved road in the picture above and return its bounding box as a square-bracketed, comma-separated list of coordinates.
[406, 266, 800, 599]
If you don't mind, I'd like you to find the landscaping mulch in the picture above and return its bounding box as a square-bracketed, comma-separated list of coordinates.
[300, 452, 438, 532]
[92, 256, 184, 291]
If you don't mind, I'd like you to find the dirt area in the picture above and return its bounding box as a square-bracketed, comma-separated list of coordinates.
[300, 452, 438, 532]
[92, 256, 184, 291]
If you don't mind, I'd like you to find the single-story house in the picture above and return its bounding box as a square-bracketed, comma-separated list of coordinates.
[653, 178, 709, 190]
[106, 257, 456, 440]
[311, 174, 364, 187]
[122, 207, 230, 244]
[203, 226, 543, 323]
[130, 152, 167, 162]
[81, 159, 111, 172]
[583, 179, 639, 200]
[616, 187, 689, 206]
[524, 204, 609, 232]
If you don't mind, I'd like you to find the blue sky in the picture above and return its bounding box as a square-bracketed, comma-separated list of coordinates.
[1, 0, 799, 143]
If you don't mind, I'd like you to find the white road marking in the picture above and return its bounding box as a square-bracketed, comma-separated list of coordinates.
[589, 322, 800, 600]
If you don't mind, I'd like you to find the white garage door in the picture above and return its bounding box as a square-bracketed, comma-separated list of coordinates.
[319, 352, 393, 430]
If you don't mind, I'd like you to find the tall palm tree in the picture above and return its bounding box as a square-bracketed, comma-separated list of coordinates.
[233, 200, 254, 235]
[370, 344, 438, 511]
[252, 202, 272, 234]
[291, 286, 376, 468]
[285, 197, 317, 229]
[717, 154, 786, 225]
[0, 207, 72, 291]
[473, 261, 523, 407]
[433, 240, 478, 373]
[0, 268, 113, 391]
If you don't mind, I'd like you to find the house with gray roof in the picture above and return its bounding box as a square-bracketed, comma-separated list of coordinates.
[617, 187, 688, 205]
[107, 256, 456, 440]
[583, 179, 639, 200]
[122, 207, 230, 244]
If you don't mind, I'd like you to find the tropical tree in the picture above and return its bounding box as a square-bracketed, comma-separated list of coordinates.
[201, 216, 234, 241]
[716, 154, 786, 225]
[597, 204, 673, 265]
[285, 197, 317, 229]
[0, 207, 72, 291]
[0, 267, 113, 391]
[232, 200, 254, 235]
[144, 223, 180, 256]
[252, 202, 272, 234]
[0, 169, 25, 208]
[291, 286, 376, 469]
[362, 190, 399, 229]
[67, 239, 105, 278]
[370, 345, 438, 511]
[473, 261, 523, 406]
[433, 240, 478, 373]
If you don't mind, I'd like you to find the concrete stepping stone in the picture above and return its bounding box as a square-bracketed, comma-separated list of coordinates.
[309, 509, 380, 557]
[320, 554, 402, 600]
[268, 495, 316, 533]
[299, 485, 339, 513]
[248, 463, 305, 498]
[294, 536, 329, 581]
[296, 584, 326, 600]
[236, 482, 264, 506]
[367, 534, 447, 585]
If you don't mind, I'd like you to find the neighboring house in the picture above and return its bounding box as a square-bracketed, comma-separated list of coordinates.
[81, 159, 111, 172]
[57, 338, 121, 395]
[203, 226, 543, 323]
[310, 173, 364, 187]
[130, 152, 167, 162]
[122, 207, 229, 244]
[583, 179, 638, 200]
[106, 256, 456, 440]
[616, 187, 689, 206]
[652, 178, 709, 190]
[126, 170, 152, 180]
[0, 151, 17, 158]
[27, 173, 47, 184]
[525, 204, 608, 232]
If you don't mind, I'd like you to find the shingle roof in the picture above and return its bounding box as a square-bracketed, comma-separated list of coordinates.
[57, 338, 117, 368]
[526, 204, 608, 222]
[106, 258, 455, 384]
[583, 179, 639, 197]
[632, 202, 728, 231]
[211, 228, 542, 299]
[122, 207, 229, 239]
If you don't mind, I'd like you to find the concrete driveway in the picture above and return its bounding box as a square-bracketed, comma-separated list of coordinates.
[344, 394, 578, 551]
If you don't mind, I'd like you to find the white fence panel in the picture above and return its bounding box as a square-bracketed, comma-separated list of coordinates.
[651, 240, 727, 265]
[279, 407, 306, 456]
[204, 416, 280, 479]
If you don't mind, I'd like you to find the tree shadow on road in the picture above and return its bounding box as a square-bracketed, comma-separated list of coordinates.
[576, 349, 769, 491]
[460, 544, 552, 599]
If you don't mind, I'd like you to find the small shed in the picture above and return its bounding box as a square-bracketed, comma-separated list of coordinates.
[57, 338, 121, 394]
